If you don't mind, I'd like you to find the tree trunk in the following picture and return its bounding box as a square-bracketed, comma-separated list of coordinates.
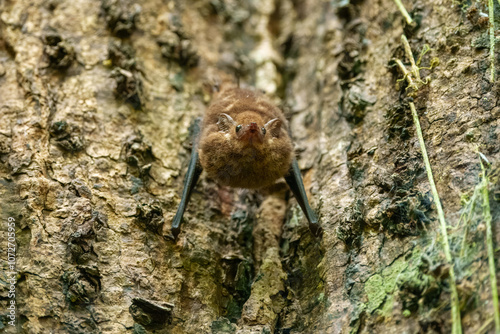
[1, 0, 499, 333]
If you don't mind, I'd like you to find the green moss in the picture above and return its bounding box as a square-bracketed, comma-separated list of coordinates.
[365, 258, 408, 313]
[365, 274, 386, 313]
[381, 294, 395, 316]
[381, 257, 409, 292]
[364, 250, 425, 315]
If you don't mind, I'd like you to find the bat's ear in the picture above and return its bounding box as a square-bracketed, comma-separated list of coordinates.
[217, 113, 236, 132]
[264, 118, 282, 137]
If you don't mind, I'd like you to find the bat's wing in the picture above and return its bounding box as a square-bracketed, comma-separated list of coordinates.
[171, 118, 203, 238]
[284, 159, 322, 237]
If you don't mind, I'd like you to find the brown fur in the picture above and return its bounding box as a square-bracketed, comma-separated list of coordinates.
[199, 87, 294, 189]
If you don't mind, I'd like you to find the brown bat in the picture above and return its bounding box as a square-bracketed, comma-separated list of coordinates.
[171, 87, 321, 238]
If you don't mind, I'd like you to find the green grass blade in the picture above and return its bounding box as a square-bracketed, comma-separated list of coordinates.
[480, 159, 500, 333]
[409, 102, 462, 334]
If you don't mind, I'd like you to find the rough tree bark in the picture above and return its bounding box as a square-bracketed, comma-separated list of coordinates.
[0, 0, 499, 333]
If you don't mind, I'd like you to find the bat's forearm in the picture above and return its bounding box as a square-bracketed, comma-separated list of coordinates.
[171, 152, 202, 237]
[171, 118, 203, 238]
[285, 159, 322, 237]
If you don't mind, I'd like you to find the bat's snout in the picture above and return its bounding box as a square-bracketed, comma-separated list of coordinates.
[239, 122, 264, 144]
[248, 122, 258, 134]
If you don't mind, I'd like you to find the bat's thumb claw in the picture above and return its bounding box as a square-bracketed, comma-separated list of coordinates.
[171, 226, 181, 239]
[309, 222, 323, 238]
[170, 214, 183, 240]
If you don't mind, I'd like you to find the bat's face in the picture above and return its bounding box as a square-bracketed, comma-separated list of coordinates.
[235, 121, 265, 144]
[198, 88, 294, 189]
[216, 112, 283, 146]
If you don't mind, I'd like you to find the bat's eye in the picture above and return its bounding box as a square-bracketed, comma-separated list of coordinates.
[261, 127, 266, 135]
[236, 125, 242, 133]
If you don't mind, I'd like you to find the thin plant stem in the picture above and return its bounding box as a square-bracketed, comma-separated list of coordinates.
[489, 0, 496, 82]
[459, 191, 478, 258]
[393, 0, 413, 25]
[409, 102, 462, 334]
[401, 35, 420, 81]
[475, 317, 494, 334]
[395, 35, 462, 333]
[480, 159, 500, 334]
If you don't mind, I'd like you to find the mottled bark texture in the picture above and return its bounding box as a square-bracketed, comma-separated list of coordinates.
[0, 0, 499, 333]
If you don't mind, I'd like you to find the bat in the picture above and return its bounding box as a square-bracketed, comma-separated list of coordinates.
[171, 87, 322, 238]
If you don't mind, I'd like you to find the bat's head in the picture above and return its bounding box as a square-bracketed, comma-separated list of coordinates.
[199, 96, 294, 188]
[216, 112, 283, 146]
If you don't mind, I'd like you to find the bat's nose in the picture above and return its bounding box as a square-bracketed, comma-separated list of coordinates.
[241, 122, 264, 144]
[248, 122, 258, 133]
